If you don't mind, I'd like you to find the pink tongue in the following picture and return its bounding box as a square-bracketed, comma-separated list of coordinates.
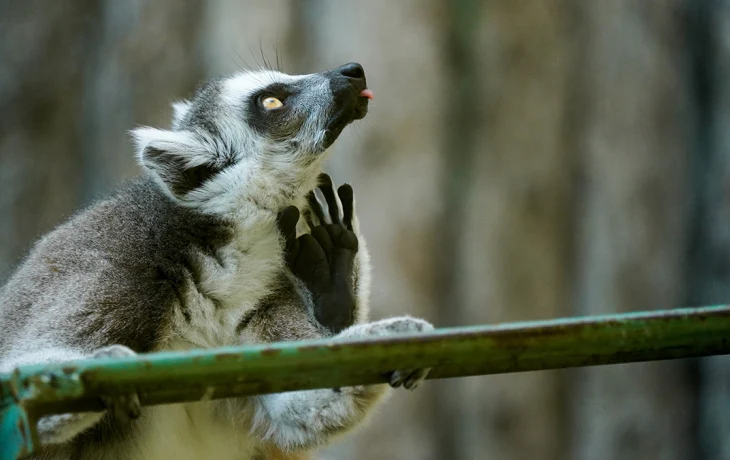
[360, 89, 375, 100]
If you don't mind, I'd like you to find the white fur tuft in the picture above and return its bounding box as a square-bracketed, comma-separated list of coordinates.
[130, 127, 200, 166]
[171, 100, 192, 129]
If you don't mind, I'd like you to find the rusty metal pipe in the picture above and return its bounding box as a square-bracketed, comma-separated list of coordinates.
[3, 306, 730, 459]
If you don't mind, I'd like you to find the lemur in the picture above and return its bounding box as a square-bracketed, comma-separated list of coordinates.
[0, 62, 433, 460]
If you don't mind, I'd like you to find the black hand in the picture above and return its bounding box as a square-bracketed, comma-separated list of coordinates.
[277, 205, 300, 268]
[283, 174, 359, 333]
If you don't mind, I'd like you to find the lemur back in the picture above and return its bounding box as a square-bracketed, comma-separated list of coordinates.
[0, 63, 432, 460]
[0, 178, 232, 359]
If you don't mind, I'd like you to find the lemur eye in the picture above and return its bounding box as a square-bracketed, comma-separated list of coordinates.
[261, 97, 283, 110]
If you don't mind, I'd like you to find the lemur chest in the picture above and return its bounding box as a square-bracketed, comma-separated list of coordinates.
[120, 403, 259, 460]
[173, 219, 284, 347]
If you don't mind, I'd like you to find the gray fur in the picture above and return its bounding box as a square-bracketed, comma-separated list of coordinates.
[0, 64, 433, 460]
[0, 178, 233, 357]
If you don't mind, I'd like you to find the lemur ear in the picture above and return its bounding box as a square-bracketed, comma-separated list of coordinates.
[131, 127, 218, 198]
[171, 100, 192, 130]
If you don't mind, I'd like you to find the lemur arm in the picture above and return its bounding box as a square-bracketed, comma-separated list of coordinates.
[250, 317, 432, 452]
[2, 345, 141, 445]
[241, 175, 433, 453]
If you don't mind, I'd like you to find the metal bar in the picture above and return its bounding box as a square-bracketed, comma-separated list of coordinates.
[2, 306, 730, 458]
[0, 403, 33, 460]
[1, 379, 35, 460]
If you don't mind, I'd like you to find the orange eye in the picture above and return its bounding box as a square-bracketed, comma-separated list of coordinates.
[262, 97, 283, 110]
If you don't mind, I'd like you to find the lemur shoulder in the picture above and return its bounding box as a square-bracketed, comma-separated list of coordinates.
[0, 63, 433, 460]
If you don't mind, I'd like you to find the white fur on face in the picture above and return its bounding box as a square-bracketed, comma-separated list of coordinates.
[131, 69, 337, 216]
[221, 70, 307, 106]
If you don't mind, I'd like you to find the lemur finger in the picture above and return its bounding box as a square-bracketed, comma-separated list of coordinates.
[295, 236, 331, 295]
[323, 223, 358, 252]
[307, 190, 326, 226]
[328, 224, 358, 251]
[276, 206, 300, 243]
[337, 184, 354, 230]
[294, 234, 328, 282]
[311, 225, 333, 255]
[317, 173, 341, 224]
[296, 234, 326, 262]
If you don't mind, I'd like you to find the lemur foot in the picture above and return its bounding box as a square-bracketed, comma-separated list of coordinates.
[339, 316, 434, 391]
[91, 345, 142, 422]
[389, 368, 430, 391]
[278, 173, 358, 333]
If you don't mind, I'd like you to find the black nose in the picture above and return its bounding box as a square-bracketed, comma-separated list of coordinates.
[335, 62, 365, 80]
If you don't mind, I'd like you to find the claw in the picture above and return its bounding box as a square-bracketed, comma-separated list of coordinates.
[389, 370, 406, 388]
[388, 368, 430, 390]
[404, 369, 430, 390]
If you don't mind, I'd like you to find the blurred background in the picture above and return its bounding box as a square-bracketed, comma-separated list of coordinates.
[1, 1, 729, 459]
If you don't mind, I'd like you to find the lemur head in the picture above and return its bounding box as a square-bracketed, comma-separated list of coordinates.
[131, 62, 373, 214]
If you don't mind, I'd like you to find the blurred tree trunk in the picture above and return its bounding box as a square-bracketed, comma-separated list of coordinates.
[0, 0, 204, 281]
[438, 1, 578, 459]
[571, 2, 695, 459]
[81, 0, 205, 199]
[0, 1, 99, 281]
[688, 1, 730, 459]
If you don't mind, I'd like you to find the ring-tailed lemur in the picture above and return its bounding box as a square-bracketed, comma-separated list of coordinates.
[0, 63, 433, 460]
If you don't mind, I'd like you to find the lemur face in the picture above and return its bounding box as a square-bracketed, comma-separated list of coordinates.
[131, 63, 373, 213]
[232, 62, 371, 152]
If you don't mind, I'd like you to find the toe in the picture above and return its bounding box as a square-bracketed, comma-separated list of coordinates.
[125, 393, 142, 419]
[403, 369, 430, 390]
[388, 368, 430, 390]
[103, 392, 142, 423]
[388, 370, 410, 388]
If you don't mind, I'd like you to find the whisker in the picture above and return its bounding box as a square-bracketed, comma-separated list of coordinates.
[259, 38, 272, 71]
[228, 41, 250, 72]
[245, 39, 262, 69]
[274, 35, 282, 73]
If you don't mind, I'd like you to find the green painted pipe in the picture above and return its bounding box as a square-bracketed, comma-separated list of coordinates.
[3, 306, 730, 459]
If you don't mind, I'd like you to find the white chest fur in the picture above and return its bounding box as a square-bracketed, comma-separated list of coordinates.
[109, 211, 284, 459]
[167, 211, 284, 350]
[120, 403, 258, 460]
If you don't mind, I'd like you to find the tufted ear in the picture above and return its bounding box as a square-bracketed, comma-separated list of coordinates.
[131, 127, 220, 198]
[171, 100, 192, 130]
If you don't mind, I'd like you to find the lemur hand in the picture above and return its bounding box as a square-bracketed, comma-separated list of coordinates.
[277, 173, 358, 333]
[91, 345, 142, 422]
